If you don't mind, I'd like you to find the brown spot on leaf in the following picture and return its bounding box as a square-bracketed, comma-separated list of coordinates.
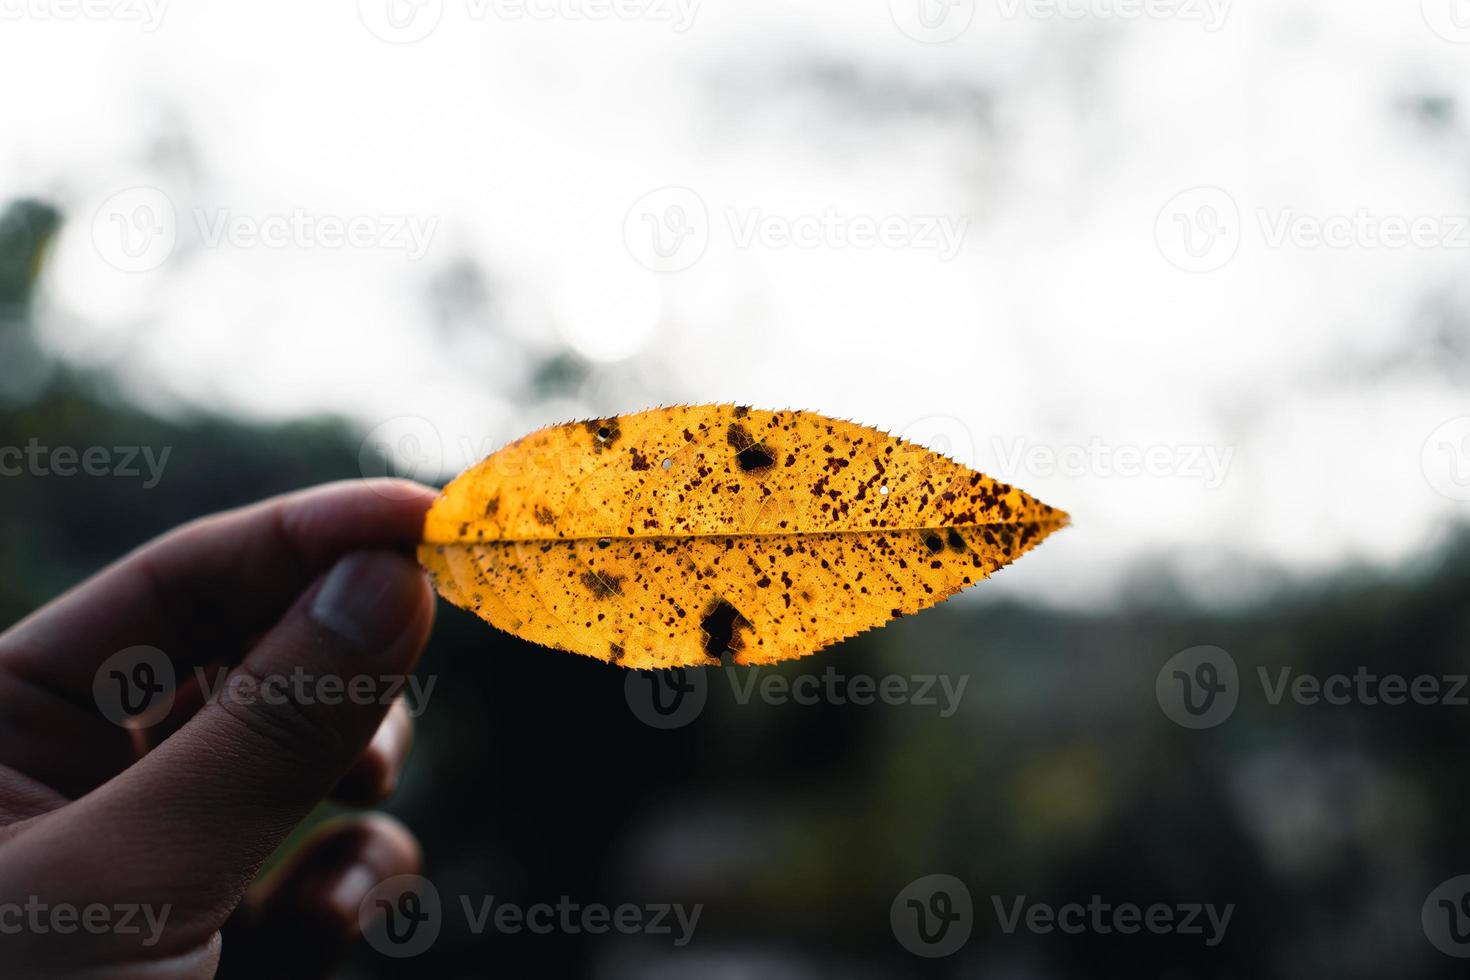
[580, 570, 624, 598]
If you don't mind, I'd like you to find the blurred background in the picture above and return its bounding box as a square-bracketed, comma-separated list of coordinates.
[3, 0, 1470, 975]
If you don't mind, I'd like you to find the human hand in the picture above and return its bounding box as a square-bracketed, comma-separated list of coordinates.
[0, 480, 439, 978]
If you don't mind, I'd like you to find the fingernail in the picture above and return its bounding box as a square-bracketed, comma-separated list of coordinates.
[310, 550, 423, 650]
[327, 863, 380, 927]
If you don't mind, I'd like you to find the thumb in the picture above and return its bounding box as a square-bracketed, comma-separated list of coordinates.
[6, 549, 434, 957]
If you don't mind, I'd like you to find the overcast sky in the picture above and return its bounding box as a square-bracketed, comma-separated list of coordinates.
[2, 0, 1468, 609]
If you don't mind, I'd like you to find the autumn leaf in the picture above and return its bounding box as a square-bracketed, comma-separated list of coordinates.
[418, 405, 1067, 669]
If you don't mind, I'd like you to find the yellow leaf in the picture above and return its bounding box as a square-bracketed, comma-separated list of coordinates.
[418, 405, 1067, 669]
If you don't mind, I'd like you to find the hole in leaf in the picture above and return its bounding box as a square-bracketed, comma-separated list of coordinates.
[700, 598, 750, 662]
[737, 445, 774, 472]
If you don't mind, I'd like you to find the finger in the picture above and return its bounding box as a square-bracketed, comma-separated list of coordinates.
[0, 663, 138, 797]
[0, 479, 436, 709]
[0, 763, 67, 829]
[1, 548, 435, 955]
[218, 815, 421, 980]
[331, 697, 415, 806]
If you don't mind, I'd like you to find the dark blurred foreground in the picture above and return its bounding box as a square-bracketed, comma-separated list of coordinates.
[3, 200, 1468, 978]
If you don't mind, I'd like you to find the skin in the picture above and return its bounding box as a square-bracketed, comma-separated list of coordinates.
[0, 479, 440, 978]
